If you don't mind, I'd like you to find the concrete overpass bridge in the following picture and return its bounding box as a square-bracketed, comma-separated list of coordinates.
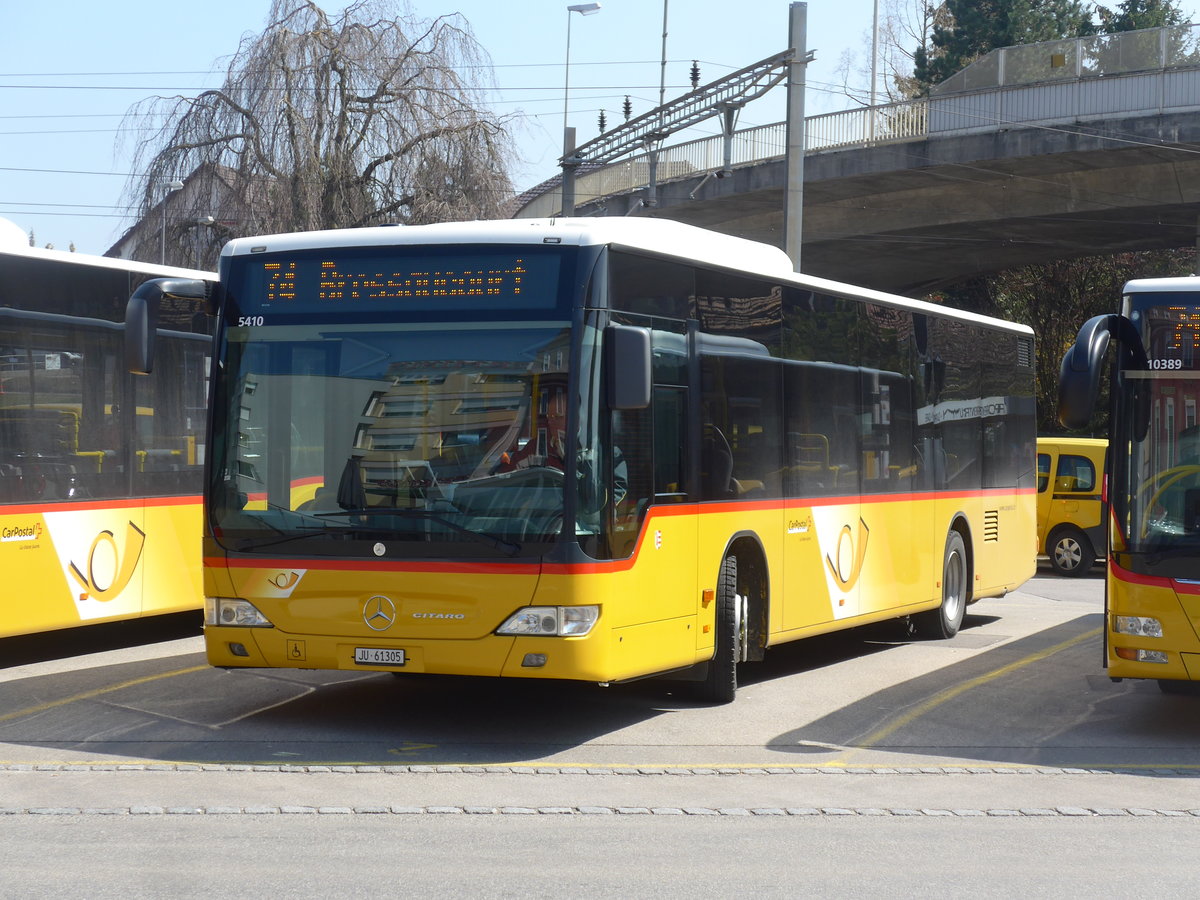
[513, 24, 1200, 295]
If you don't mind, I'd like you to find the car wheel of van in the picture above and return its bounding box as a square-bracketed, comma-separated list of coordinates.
[1048, 527, 1093, 577]
[698, 555, 743, 704]
[914, 531, 968, 640]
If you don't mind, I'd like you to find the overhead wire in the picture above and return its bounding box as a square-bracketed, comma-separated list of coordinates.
[5, 60, 1200, 246]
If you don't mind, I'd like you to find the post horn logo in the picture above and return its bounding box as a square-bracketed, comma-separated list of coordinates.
[826, 517, 869, 592]
[68, 522, 146, 602]
[269, 571, 300, 590]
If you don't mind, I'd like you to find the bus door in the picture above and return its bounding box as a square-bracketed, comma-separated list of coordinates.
[130, 332, 209, 618]
[648, 324, 696, 625]
[781, 360, 861, 628]
[696, 329, 787, 627]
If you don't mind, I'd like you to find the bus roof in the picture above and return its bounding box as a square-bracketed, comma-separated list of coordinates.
[220, 217, 1032, 336]
[1123, 276, 1200, 294]
[0, 226, 215, 282]
[221, 217, 793, 270]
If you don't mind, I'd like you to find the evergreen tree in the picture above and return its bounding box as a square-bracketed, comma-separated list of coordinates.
[915, 0, 1094, 91]
[1096, 0, 1185, 33]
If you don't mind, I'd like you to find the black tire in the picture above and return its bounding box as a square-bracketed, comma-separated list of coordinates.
[1157, 679, 1200, 696]
[914, 531, 968, 640]
[1047, 527, 1094, 577]
[698, 555, 741, 704]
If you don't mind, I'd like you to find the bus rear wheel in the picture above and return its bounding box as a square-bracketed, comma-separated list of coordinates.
[914, 531, 968, 640]
[1048, 527, 1094, 577]
[698, 555, 744, 704]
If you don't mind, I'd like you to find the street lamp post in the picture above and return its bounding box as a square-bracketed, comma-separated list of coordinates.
[159, 180, 184, 265]
[561, 2, 601, 217]
[195, 215, 215, 269]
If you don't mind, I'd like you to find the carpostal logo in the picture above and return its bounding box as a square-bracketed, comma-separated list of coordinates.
[826, 517, 870, 592]
[67, 521, 146, 602]
[787, 515, 813, 537]
[1, 521, 43, 543]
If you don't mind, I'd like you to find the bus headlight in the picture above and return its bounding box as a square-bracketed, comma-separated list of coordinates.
[496, 606, 599, 637]
[1114, 616, 1163, 638]
[205, 596, 273, 628]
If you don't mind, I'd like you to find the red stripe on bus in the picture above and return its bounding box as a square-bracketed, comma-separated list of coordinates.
[1109, 557, 1170, 589]
[207, 556, 541, 576]
[1, 495, 200, 515]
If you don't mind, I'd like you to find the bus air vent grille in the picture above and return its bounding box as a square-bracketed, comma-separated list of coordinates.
[984, 509, 1000, 542]
[1017, 337, 1034, 368]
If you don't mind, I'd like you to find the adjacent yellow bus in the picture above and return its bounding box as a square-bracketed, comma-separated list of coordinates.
[1060, 278, 1200, 693]
[137, 218, 1036, 702]
[0, 229, 214, 637]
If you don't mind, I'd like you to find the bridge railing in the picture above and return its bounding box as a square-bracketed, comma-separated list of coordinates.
[512, 22, 1200, 219]
[514, 101, 929, 219]
[806, 100, 929, 151]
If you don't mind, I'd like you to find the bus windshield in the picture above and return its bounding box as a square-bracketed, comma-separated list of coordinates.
[213, 247, 583, 556]
[1114, 292, 1200, 559]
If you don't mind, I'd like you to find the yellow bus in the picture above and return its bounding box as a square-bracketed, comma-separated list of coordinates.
[1060, 278, 1200, 693]
[0, 228, 214, 637]
[135, 218, 1036, 702]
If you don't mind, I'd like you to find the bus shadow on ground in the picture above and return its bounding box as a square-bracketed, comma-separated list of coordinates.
[0, 658, 693, 765]
[0, 612, 202, 671]
[767, 613, 1200, 772]
[0, 611, 1010, 767]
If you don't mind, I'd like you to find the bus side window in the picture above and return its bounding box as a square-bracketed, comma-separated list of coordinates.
[650, 387, 686, 505]
[701, 423, 735, 500]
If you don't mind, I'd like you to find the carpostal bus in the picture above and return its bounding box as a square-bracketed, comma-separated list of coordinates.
[0, 221, 214, 637]
[134, 218, 1036, 702]
[1060, 277, 1200, 693]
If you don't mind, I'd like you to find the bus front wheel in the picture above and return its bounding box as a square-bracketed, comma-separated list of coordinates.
[914, 531, 968, 640]
[698, 554, 744, 704]
[1157, 679, 1200, 696]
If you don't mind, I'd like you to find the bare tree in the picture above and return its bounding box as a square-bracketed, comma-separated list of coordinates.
[121, 0, 515, 268]
[832, 0, 948, 106]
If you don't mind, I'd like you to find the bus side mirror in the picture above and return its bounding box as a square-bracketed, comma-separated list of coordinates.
[605, 324, 651, 410]
[1058, 315, 1114, 431]
[1058, 313, 1149, 438]
[125, 277, 210, 374]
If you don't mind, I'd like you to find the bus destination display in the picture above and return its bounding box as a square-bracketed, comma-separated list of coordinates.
[1139, 302, 1200, 370]
[240, 251, 562, 315]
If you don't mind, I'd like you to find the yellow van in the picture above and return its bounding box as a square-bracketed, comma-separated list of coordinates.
[1036, 437, 1107, 576]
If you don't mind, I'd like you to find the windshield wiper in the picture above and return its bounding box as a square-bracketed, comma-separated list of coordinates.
[317, 508, 522, 557]
[232, 524, 391, 552]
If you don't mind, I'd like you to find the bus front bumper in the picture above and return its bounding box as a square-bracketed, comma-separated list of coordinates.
[205, 624, 618, 683]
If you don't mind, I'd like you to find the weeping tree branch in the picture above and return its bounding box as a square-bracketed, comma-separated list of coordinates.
[119, 0, 516, 268]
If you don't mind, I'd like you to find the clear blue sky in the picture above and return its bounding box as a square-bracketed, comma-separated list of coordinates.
[1, 1, 1197, 257]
